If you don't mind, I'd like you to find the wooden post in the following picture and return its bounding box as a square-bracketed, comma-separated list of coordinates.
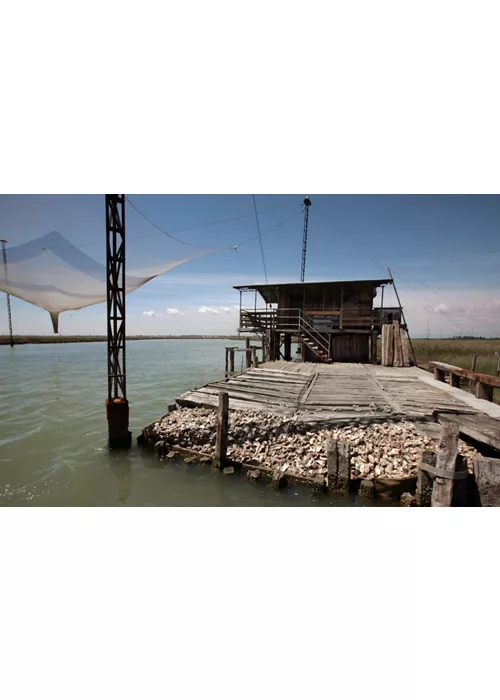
[393, 320, 403, 367]
[469, 354, 478, 392]
[252, 347, 258, 367]
[262, 338, 266, 363]
[283, 333, 292, 362]
[225, 347, 229, 377]
[497, 357, 500, 377]
[434, 367, 445, 382]
[431, 421, 459, 507]
[215, 391, 229, 467]
[416, 451, 435, 506]
[475, 381, 494, 402]
[450, 373, 461, 388]
[371, 331, 378, 364]
[229, 349, 235, 374]
[452, 455, 469, 507]
[381, 324, 388, 365]
[245, 337, 252, 368]
[327, 439, 350, 493]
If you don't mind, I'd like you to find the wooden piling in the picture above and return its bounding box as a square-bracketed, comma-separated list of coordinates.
[283, 333, 292, 362]
[416, 451, 436, 506]
[215, 391, 229, 467]
[431, 421, 460, 507]
[473, 457, 500, 506]
[225, 347, 229, 376]
[327, 439, 350, 493]
[229, 349, 235, 374]
[252, 347, 259, 368]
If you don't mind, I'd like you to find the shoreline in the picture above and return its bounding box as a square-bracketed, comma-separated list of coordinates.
[0, 335, 248, 346]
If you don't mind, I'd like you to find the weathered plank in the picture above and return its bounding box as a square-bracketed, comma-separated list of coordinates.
[393, 321, 403, 367]
[436, 412, 500, 452]
[386, 324, 394, 366]
[400, 328, 411, 367]
[428, 361, 500, 389]
[381, 325, 389, 365]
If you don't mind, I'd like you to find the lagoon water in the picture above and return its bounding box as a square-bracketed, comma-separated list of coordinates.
[0, 339, 381, 507]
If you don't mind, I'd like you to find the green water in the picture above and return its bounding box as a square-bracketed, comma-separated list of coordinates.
[0, 339, 382, 506]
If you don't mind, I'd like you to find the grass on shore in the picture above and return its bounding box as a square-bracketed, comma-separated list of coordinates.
[411, 338, 500, 376]
[410, 338, 500, 404]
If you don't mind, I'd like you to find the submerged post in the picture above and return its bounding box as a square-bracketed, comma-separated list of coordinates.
[105, 194, 131, 449]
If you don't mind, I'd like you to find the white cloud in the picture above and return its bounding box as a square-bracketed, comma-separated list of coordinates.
[220, 307, 231, 314]
[142, 310, 163, 318]
[198, 306, 220, 315]
[166, 308, 183, 316]
[432, 304, 451, 314]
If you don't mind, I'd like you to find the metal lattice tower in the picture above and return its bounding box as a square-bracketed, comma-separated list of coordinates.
[105, 195, 131, 448]
[0, 239, 14, 347]
[300, 197, 312, 283]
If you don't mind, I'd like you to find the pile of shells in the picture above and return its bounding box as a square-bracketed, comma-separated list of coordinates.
[150, 407, 481, 480]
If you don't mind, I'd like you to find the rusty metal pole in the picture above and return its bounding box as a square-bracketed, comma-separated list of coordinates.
[0, 239, 14, 347]
[105, 195, 131, 448]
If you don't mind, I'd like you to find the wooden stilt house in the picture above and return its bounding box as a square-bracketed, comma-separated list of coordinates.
[234, 279, 403, 363]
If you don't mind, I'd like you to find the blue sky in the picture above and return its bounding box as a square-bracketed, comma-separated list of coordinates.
[0, 194, 499, 337]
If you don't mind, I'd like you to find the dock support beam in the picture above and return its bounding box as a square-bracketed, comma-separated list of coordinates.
[245, 337, 252, 368]
[283, 333, 292, 362]
[105, 194, 131, 449]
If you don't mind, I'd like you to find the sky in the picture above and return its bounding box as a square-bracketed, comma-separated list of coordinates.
[0, 194, 499, 338]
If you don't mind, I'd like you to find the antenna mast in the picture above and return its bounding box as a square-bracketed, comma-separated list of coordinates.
[0, 239, 14, 347]
[300, 197, 312, 283]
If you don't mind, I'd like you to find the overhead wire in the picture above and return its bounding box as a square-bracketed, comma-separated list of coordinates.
[252, 194, 269, 285]
[6, 198, 297, 255]
[313, 207, 499, 336]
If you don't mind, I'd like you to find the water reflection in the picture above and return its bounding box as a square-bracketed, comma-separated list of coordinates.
[109, 454, 132, 505]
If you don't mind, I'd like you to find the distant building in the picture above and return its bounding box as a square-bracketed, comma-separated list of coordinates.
[234, 279, 403, 363]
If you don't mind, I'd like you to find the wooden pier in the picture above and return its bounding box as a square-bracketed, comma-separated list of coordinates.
[177, 361, 500, 447]
[138, 360, 500, 505]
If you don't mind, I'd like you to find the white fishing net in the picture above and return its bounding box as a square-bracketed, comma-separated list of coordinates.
[0, 204, 218, 332]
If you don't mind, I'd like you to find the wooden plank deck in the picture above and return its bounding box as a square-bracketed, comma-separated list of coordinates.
[176, 361, 500, 449]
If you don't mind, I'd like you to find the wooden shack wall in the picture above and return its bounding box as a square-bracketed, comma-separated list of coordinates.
[331, 334, 370, 362]
[277, 282, 376, 311]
